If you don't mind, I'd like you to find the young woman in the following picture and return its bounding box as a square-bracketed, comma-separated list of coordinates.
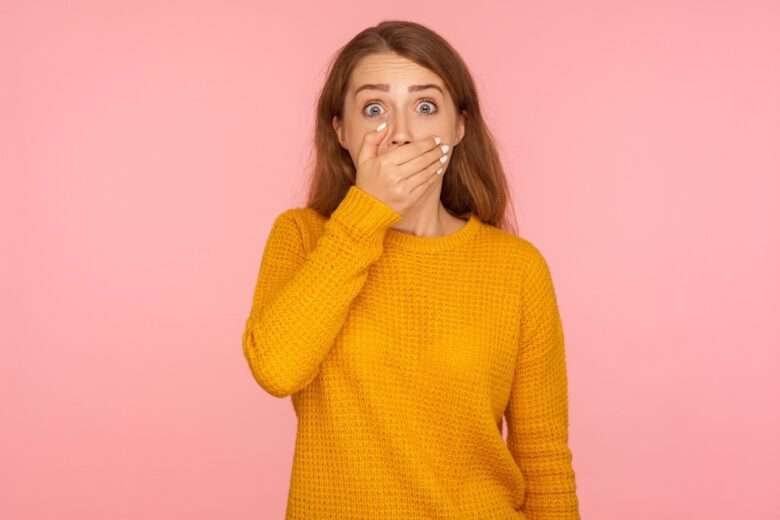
[242, 20, 581, 520]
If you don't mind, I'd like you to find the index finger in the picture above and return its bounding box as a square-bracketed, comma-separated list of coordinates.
[382, 135, 442, 166]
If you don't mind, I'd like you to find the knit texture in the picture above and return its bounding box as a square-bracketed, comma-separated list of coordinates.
[242, 184, 580, 519]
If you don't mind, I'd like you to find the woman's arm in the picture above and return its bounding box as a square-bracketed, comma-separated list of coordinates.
[242, 185, 401, 398]
[505, 245, 581, 519]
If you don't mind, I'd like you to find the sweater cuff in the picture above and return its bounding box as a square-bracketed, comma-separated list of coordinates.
[329, 185, 402, 242]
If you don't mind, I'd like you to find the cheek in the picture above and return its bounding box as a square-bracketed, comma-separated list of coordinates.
[421, 113, 455, 137]
[421, 123, 455, 145]
[339, 125, 359, 156]
[348, 133, 364, 158]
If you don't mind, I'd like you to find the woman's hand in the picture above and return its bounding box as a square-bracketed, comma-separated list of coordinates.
[354, 122, 451, 216]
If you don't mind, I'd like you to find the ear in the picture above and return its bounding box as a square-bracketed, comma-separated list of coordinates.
[455, 109, 466, 146]
[332, 115, 346, 148]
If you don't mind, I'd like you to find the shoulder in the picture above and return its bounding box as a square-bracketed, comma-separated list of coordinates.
[463, 222, 554, 298]
[508, 234, 557, 296]
[477, 222, 551, 275]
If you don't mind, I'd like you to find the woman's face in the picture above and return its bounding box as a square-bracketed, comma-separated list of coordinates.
[332, 52, 465, 164]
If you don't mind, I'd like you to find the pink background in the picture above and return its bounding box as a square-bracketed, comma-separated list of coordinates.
[3, 1, 779, 518]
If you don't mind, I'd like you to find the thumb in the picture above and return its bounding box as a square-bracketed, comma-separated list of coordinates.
[356, 121, 389, 166]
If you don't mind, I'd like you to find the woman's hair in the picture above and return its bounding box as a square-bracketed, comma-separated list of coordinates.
[304, 20, 518, 234]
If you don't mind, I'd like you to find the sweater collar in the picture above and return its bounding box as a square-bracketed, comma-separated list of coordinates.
[383, 213, 481, 253]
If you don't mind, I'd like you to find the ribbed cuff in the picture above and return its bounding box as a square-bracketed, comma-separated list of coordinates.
[330, 185, 402, 242]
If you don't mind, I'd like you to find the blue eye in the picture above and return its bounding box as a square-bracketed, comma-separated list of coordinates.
[363, 103, 384, 117]
[418, 99, 439, 114]
[361, 98, 440, 118]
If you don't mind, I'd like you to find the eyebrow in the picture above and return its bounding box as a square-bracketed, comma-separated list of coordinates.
[353, 83, 445, 98]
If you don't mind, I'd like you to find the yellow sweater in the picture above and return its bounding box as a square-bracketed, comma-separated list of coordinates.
[242, 185, 580, 519]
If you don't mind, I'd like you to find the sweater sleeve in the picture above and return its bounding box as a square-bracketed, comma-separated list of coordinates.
[241, 185, 402, 398]
[505, 245, 581, 519]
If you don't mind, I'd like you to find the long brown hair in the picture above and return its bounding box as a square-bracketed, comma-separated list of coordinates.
[304, 20, 518, 235]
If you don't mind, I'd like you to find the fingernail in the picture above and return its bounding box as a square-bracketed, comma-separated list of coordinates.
[436, 167, 444, 175]
[376, 122, 387, 131]
[440, 144, 450, 154]
[439, 154, 448, 163]
[434, 136, 441, 144]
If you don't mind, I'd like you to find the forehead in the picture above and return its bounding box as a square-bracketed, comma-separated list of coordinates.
[349, 53, 446, 96]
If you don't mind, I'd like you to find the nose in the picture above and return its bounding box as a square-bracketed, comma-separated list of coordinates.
[386, 112, 413, 148]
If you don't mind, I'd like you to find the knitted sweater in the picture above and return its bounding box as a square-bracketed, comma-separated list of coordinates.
[242, 185, 580, 519]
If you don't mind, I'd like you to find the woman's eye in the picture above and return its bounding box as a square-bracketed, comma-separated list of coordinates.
[363, 103, 384, 117]
[362, 99, 439, 118]
[418, 99, 438, 115]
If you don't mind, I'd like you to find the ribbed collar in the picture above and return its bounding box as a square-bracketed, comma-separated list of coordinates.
[383, 213, 481, 253]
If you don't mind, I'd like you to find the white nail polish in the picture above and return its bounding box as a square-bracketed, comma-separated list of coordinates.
[376, 122, 387, 131]
[436, 167, 444, 175]
[434, 136, 441, 144]
[440, 155, 448, 163]
[440, 144, 450, 154]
